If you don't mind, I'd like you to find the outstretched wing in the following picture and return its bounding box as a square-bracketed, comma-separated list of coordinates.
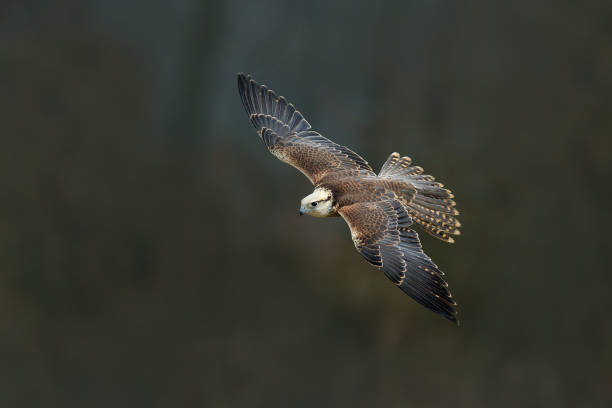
[338, 197, 458, 323]
[237, 73, 374, 184]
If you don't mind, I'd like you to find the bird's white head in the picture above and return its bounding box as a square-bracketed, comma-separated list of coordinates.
[300, 187, 334, 217]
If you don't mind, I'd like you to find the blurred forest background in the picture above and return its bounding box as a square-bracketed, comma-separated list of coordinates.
[2, 0, 611, 406]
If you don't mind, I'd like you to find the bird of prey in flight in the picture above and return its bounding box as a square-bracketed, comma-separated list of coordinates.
[237, 73, 461, 324]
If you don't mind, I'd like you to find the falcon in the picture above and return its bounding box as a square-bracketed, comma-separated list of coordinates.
[237, 73, 462, 324]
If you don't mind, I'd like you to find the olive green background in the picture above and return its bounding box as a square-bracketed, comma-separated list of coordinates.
[2, 1, 611, 406]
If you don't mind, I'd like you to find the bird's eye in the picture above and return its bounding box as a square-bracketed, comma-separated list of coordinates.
[311, 202, 317, 207]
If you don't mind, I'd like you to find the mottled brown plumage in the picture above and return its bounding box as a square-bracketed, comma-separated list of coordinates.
[237, 73, 461, 323]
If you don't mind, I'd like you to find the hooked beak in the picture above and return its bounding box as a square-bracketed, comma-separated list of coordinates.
[299, 205, 306, 216]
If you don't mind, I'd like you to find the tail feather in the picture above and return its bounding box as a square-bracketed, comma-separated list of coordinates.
[413, 195, 458, 215]
[379, 152, 461, 243]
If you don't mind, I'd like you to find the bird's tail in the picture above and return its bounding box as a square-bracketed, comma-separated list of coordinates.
[379, 152, 461, 243]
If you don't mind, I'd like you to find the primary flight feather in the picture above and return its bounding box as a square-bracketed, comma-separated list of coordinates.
[237, 73, 462, 324]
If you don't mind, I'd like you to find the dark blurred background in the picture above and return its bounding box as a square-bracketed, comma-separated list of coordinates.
[2, 0, 611, 406]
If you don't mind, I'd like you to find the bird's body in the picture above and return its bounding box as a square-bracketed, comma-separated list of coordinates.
[237, 73, 462, 323]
